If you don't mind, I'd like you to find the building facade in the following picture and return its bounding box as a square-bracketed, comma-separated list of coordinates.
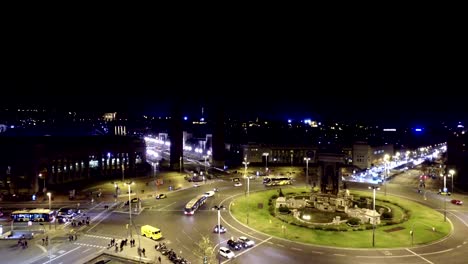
[0, 136, 147, 195]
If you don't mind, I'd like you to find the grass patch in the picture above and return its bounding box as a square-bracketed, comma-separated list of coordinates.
[230, 187, 451, 248]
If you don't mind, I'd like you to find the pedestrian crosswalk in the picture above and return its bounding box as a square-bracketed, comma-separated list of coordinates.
[74, 242, 107, 249]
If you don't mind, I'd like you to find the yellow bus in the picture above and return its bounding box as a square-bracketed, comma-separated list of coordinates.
[264, 177, 292, 187]
[141, 225, 163, 240]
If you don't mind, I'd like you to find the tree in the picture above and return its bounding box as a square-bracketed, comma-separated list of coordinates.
[195, 235, 217, 264]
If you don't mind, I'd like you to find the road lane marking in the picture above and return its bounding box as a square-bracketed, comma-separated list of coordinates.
[448, 211, 468, 227]
[291, 247, 302, 251]
[158, 202, 176, 210]
[406, 248, 434, 264]
[74, 242, 107, 249]
[41, 246, 81, 264]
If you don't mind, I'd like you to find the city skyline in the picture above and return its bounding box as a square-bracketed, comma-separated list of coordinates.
[2, 79, 467, 126]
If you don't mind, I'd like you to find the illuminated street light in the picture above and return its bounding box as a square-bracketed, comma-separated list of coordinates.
[212, 205, 226, 264]
[383, 154, 389, 196]
[440, 173, 448, 222]
[47, 192, 51, 230]
[304, 157, 310, 189]
[263, 152, 269, 173]
[121, 164, 125, 182]
[124, 181, 135, 237]
[39, 173, 46, 193]
[180, 156, 182, 174]
[204, 155, 208, 176]
[242, 156, 250, 195]
[368, 186, 380, 247]
[449, 169, 455, 193]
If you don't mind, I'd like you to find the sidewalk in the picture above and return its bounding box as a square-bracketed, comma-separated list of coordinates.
[89, 236, 165, 264]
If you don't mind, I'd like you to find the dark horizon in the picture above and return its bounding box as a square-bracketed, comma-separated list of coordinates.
[1, 79, 467, 127]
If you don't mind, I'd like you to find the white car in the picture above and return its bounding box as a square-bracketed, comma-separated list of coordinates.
[234, 182, 242, 187]
[204, 191, 215, 197]
[237, 236, 255, 247]
[213, 224, 227, 233]
[219, 246, 235, 259]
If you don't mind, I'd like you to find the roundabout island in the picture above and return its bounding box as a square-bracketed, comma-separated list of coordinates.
[229, 186, 452, 248]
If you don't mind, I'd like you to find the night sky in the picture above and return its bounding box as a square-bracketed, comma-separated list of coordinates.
[1, 79, 467, 126]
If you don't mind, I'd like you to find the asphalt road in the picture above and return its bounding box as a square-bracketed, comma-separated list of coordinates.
[2, 168, 468, 264]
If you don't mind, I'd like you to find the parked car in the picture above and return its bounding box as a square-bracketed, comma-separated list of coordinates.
[237, 236, 255, 247]
[451, 199, 463, 205]
[234, 182, 242, 187]
[213, 224, 227, 233]
[227, 239, 242, 250]
[219, 246, 235, 259]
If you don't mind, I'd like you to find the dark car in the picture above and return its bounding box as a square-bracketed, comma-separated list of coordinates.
[227, 239, 242, 250]
[237, 236, 255, 248]
[155, 194, 167, 199]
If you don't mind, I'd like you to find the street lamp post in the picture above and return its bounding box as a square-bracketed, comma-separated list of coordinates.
[368, 186, 380, 247]
[204, 155, 208, 176]
[383, 154, 390, 196]
[179, 156, 182, 174]
[47, 192, 51, 230]
[242, 156, 250, 196]
[39, 173, 46, 193]
[449, 169, 455, 193]
[304, 157, 310, 189]
[440, 173, 447, 222]
[124, 181, 135, 238]
[263, 153, 269, 173]
[121, 164, 125, 182]
[242, 156, 250, 225]
[212, 205, 226, 264]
